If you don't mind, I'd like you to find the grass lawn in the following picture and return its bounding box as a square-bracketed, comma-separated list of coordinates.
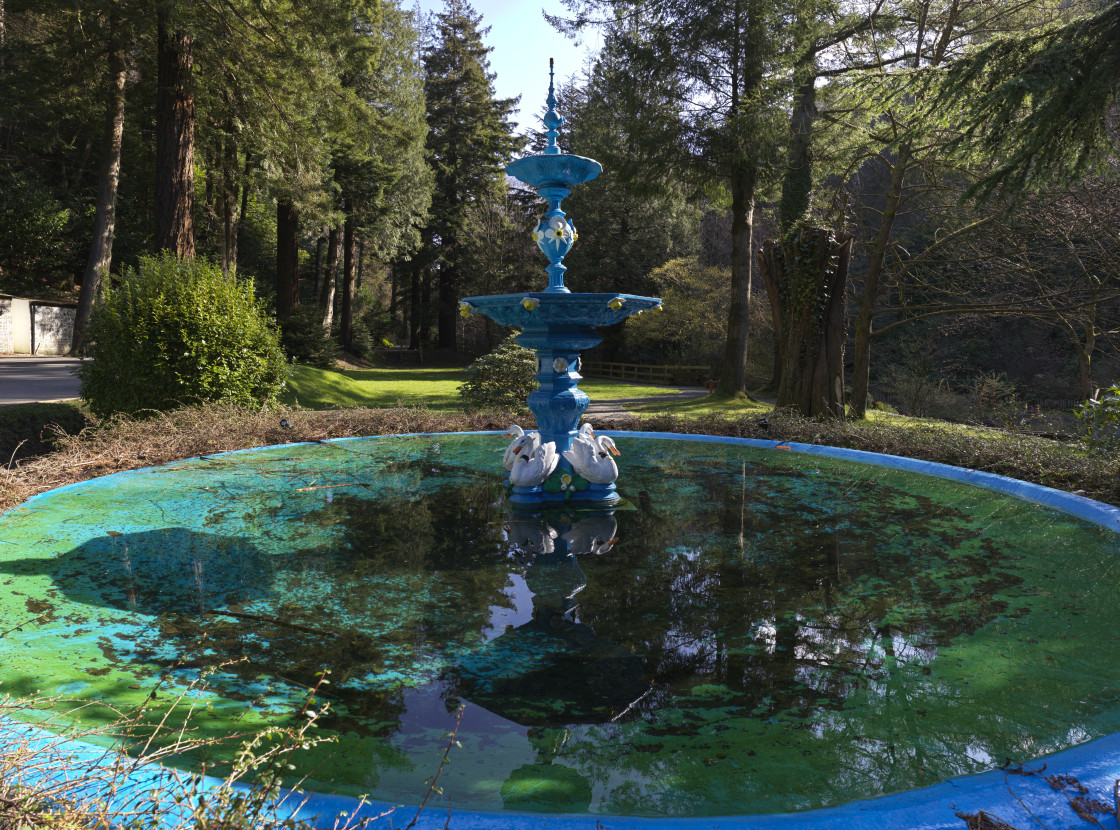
[284, 364, 467, 410]
[284, 364, 692, 411]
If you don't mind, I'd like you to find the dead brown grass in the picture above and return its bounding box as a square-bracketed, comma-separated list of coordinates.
[0, 404, 521, 516]
[2, 403, 1116, 515]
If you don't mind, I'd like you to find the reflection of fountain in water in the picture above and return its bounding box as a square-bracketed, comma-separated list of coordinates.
[456, 512, 634, 812]
[456, 512, 648, 731]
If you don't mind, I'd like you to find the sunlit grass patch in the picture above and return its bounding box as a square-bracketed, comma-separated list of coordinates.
[284, 363, 692, 412]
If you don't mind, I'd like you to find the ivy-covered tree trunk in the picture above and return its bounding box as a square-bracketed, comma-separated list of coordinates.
[759, 225, 852, 418]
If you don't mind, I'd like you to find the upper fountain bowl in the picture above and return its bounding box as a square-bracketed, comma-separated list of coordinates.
[507, 153, 602, 191]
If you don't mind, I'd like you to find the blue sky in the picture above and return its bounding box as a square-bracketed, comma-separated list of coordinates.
[412, 0, 603, 133]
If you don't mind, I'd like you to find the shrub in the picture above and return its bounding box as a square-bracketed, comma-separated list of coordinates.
[966, 371, 1026, 429]
[1077, 384, 1120, 454]
[278, 305, 340, 368]
[458, 334, 537, 412]
[80, 254, 288, 418]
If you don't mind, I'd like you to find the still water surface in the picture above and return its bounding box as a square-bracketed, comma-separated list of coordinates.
[0, 433, 1118, 816]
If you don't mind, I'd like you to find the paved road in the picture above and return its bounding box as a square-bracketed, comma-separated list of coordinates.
[0, 356, 85, 406]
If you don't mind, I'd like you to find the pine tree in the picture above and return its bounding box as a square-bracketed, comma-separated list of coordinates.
[421, 0, 520, 351]
[552, 0, 787, 394]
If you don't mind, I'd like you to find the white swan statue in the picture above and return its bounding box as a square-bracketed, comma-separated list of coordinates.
[562, 426, 620, 484]
[510, 441, 560, 487]
[502, 425, 541, 471]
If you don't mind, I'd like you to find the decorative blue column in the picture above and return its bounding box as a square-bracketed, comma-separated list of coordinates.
[461, 61, 662, 507]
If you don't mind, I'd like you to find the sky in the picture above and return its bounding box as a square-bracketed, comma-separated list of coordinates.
[412, 0, 604, 134]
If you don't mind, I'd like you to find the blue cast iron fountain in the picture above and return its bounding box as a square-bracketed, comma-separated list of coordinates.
[460, 60, 661, 507]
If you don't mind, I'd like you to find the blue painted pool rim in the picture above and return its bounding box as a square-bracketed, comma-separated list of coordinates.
[4, 429, 1119, 829]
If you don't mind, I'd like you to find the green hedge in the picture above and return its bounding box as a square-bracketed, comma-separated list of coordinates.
[80, 255, 288, 418]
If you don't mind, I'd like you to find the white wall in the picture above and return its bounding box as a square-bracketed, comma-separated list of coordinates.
[0, 297, 76, 354]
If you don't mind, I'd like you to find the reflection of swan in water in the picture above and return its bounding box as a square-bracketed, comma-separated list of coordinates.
[505, 518, 558, 556]
[502, 425, 540, 471]
[510, 441, 560, 487]
[561, 515, 619, 556]
[562, 425, 620, 484]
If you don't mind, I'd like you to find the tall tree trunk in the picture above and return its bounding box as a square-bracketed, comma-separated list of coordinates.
[778, 56, 818, 235]
[236, 152, 252, 272]
[760, 248, 784, 391]
[71, 8, 126, 355]
[420, 267, 432, 348]
[389, 263, 399, 339]
[718, 167, 756, 395]
[320, 225, 339, 331]
[716, 0, 764, 396]
[154, 10, 194, 257]
[276, 199, 300, 317]
[409, 262, 421, 349]
[850, 144, 911, 418]
[437, 244, 458, 351]
[314, 225, 326, 297]
[761, 227, 852, 418]
[340, 203, 356, 351]
[356, 239, 364, 291]
[850, 1, 960, 417]
[217, 125, 239, 274]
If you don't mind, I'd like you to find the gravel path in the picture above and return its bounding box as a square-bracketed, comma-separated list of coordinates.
[584, 385, 710, 418]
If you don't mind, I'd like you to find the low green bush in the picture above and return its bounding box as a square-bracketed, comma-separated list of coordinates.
[1077, 385, 1120, 454]
[80, 254, 288, 418]
[458, 334, 537, 412]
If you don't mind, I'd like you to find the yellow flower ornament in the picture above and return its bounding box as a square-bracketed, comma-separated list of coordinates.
[459, 301, 475, 319]
[608, 296, 626, 311]
[521, 297, 539, 311]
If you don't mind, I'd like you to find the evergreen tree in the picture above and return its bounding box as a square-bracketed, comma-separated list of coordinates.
[421, 0, 520, 351]
[549, 48, 700, 300]
[913, 0, 1120, 202]
[552, 0, 788, 394]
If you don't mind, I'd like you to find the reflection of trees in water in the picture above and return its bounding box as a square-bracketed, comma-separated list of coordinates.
[507, 454, 1042, 812]
[119, 473, 514, 738]
[581, 454, 1024, 727]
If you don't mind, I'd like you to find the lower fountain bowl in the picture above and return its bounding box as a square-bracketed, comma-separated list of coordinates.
[1, 431, 1118, 829]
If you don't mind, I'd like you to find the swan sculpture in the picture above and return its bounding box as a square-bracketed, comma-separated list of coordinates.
[510, 441, 560, 487]
[502, 425, 541, 471]
[562, 425, 620, 484]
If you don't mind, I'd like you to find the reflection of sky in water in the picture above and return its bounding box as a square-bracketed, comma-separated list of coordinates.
[0, 433, 1119, 817]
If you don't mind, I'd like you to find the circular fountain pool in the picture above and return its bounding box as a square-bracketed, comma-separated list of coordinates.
[1, 432, 1119, 827]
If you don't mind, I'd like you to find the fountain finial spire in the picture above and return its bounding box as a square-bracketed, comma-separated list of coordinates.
[543, 57, 563, 155]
